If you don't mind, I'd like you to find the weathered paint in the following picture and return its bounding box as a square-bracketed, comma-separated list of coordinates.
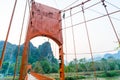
[19, 1, 64, 80]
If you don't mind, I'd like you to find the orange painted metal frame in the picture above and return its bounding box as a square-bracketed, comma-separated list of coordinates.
[30, 71, 55, 80]
[19, 1, 64, 80]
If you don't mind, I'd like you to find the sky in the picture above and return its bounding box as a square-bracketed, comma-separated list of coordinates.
[0, 0, 120, 62]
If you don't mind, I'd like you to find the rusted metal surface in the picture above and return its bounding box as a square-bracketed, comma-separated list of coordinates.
[19, 1, 64, 80]
[19, 41, 29, 80]
[24, 65, 55, 80]
[59, 45, 65, 80]
[27, 1, 63, 45]
[30, 71, 55, 80]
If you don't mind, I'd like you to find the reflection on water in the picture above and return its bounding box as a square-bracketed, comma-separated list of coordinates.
[81, 76, 120, 80]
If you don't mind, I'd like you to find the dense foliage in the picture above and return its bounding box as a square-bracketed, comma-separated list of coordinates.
[0, 41, 120, 78]
[0, 41, 59, 75]
[65, 53, 120, 77]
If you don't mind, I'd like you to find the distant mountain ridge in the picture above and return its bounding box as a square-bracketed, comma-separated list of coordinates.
[104, 50, 120, 59]
[0, 41, 17, 62]
[0, 41, 59, 74]
[0, 41, 57, 64]
[0, 41, 120, 64]
[93, 50, 120, 61]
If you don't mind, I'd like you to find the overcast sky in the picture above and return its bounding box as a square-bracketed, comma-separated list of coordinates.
[0, 0, 120, 61]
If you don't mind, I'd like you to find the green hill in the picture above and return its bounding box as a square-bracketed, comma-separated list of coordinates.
[0, 41, 58, 75]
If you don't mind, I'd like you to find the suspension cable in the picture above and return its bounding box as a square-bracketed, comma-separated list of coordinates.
[64, 1, 101, 19]
[0, 0, 18, 68]
[62, 0, 119, 18]
[61, 9, 120, 30]
[70, 9, 78, 79]
[88, 8, 120, 21]
[81, 4, 97, 79]
[101, 0, 120, 46]
[105, 1, 120, 9]
[63, 13, 68, 79]
[64, 49, 117, 55]
[22, 0, 33, 79]
[62, 0, 79, 11]
[13, 0, 28, 79]
[5, 49, 13, 77]
[24, 0, 32, 41]
[53, 0, 60, 9]
[28, 0, 31, 13]
[62, 0, 91, 12]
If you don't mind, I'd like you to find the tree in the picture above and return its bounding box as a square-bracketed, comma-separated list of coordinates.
[78, 58, 87, 72]
[68, 59, 77, 72]
[33, 61, 44, 73]
[40, 59, 51, 73]
[51, 63, 58, 73]
[8, 63, 15, 75]
[2, 61, 9, 73]
[101, 58, 109, 73]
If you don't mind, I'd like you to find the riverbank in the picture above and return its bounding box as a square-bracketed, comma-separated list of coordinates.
[3, 70, 120, 80]
[45, 70, 120, 80]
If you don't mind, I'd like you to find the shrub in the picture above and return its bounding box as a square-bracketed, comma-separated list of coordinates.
[65, 76, 86, 80]
[97, 71, 119, 77]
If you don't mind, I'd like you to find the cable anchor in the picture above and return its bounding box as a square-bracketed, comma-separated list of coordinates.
[101, 0, 107, 7]
[63, 12, 65, 19]
[81, 3, 84, 13]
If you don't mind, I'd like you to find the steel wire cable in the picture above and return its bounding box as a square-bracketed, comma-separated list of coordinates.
[61, 9, 120, 30]
[64, 49, 118, 55]
[81, 5, 97, 80]
[63, 13, 69, 79]
[0, 0, 18, 67]
[88, 8, 120, 21]
[62, 0, 80, 11]
[70, 9, 79, 79]
[101, 0, 120, 46]
[105, 1, 120, 9]
[64, 1, 101, 19]
[13, 0, 28, 79]
[62, 0, 91, 12]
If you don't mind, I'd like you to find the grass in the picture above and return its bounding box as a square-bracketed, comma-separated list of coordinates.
[4, 76, 18, 80]
[97, 70, 120, 77]
[4, 70, 120, 80]
[45, 70, 120, 79]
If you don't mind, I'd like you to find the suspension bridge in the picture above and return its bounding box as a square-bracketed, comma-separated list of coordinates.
[0, 0, 120, 80]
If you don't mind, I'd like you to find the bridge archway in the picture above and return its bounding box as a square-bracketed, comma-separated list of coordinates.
[19, 1, 64, 80]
